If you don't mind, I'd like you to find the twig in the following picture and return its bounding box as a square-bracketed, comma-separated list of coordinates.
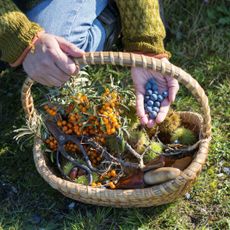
[116, 136, 146, 168]
[86, 138, 139, 169]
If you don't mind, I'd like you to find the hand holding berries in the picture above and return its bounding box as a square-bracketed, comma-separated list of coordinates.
[131, 58, 179, 128]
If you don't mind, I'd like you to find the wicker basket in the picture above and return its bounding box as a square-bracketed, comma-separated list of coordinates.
[21, 52, 211, 208]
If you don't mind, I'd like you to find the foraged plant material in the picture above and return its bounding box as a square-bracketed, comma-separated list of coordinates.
[105, 135, 125, 154]
[170, 127, 197, 145]
[146, 125, 158, 139]
[75, 175, 88, 185]
[144, 141, 163, 162]
[63, 162, 74, 175]
[38, 68, 194, 190]
[158, 109, 181, 134]
[123, 105, 139, 130]
[144, 79, 169, 119]
[128, 130, 150, 154]
[40, 71, 138, 188]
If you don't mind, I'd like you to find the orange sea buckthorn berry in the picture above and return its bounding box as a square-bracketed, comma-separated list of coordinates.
[57, 120, 62, 127]
[110, 128, 116, 134]
[110, 170, 117, 177]
[62, 120, 67, 126]
[50, 110, 56, 116]
[109, 181, 116, 189]
[69, 115, 76, 122]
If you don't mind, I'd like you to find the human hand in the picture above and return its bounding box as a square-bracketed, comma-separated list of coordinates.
[23, 33, 85, 87]
[131, 58, 179, 128]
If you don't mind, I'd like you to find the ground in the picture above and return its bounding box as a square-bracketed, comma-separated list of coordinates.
[0, 0, 229, 229]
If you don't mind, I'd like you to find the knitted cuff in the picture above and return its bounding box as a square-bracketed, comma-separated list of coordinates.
[0, 11, 43, 63]
[10, 31, 45, 67]
[125, 40, 171, 59]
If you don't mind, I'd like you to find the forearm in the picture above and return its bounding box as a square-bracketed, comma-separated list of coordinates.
[116, 0, 170, 57]
[0, 0, 43, 63]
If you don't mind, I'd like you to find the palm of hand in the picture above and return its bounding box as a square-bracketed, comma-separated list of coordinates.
[131, 66, 179, 128]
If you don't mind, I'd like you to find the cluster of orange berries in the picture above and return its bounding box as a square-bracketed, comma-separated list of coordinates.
[65, 141, 78, 153]
[44, 89, 121, 138]
[45, 137, 79, 153]
[87, 148, 102, 166]
[43, 105, 57, 116]
[107, 169, 117, 189]
[43, 89, 122, 189]
[57, 119, 74, 135]
[91, 182, 102, 187]
[55, 90, 121, 138]
[45, 136, 58, 151]
[93, 169, 117, 189]
[98, 89, 120, 135]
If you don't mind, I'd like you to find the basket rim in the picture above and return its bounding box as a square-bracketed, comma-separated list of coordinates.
[20, 51, 212, 207]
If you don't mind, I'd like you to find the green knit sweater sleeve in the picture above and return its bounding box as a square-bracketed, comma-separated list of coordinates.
[0, 0, 43, 63]
[115, 0, 170, 57]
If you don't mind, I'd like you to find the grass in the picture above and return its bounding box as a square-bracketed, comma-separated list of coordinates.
[0, 0, 229, 229]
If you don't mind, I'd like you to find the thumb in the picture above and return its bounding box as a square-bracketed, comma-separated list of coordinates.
[55, 36, 85, 57]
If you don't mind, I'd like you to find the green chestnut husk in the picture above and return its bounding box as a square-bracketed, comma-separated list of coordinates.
[128, 130, 150, 154]
[144, 141, 163, 162]
[170, 127, 197, 145]
[158, 109, 181, 134]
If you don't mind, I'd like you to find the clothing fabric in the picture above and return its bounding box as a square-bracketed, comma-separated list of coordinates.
[0, 0, 169, 64]
[27, 0, 110, 52]
[116, 0, 170, 57]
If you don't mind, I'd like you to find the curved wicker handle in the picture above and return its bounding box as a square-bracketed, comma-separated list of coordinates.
[21, 52, 211, 138]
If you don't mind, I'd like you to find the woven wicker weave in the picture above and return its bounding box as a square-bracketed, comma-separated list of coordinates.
[21, 52, 211, 207]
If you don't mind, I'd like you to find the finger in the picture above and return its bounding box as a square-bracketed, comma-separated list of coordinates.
[140, 116, 148, 126]
[73, 64, 80, 75]
[50, 47, 77, 75]
[47, 63, 70, 83]
[45, 74, 63, 87]
[166, 76, 179, 102]
[31, 76, 52, 86]
[155, 99, 170, 124]
[55, 36, 85, 57]
[147, 119, 156, 128]
[136, 92, 148, 125]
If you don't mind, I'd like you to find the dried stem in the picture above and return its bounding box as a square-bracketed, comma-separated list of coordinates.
[116, 136, 146, 168]
[86, 138, 139, 169]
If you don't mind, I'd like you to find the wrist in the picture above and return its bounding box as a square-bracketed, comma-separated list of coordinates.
[10, 30, 45, 67]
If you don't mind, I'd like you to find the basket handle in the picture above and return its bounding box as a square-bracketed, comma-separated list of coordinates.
[21, 51, 211, 138]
